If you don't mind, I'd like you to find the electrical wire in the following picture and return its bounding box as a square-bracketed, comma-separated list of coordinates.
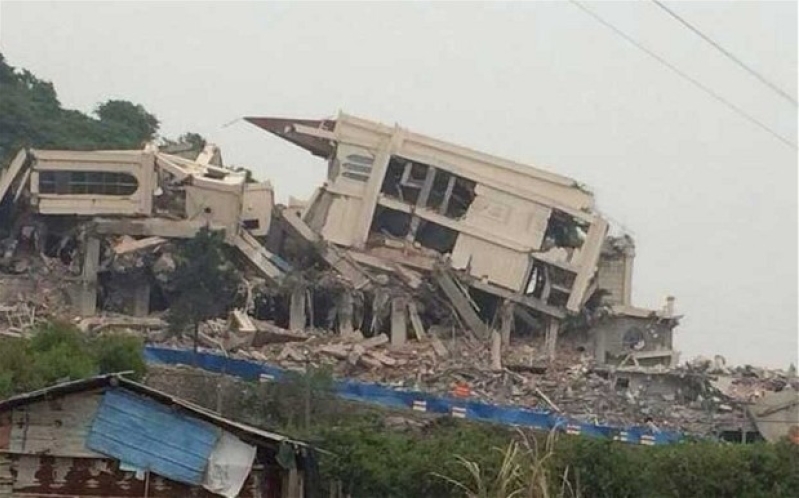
[652, 0, 797, 106]
[569, 0, 797, 150]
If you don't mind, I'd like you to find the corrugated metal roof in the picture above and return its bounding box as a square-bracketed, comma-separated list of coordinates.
[86, 388, 219, 486]
[0, 374, 308, 449]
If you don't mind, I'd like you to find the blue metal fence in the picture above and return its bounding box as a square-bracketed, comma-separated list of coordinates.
[143, 346, 683, 446]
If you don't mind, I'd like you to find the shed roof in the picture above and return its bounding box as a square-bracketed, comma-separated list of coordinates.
[0, 373, 307, 449]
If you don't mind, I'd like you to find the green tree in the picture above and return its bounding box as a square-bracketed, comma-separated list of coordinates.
[0, 52, 162, 165]
[0, 321, 146, 398]
[178, 132, 207, 151]
[92, 333, 147, 379]
[95, 99, 159, 144]
[167, 227, 240, 352]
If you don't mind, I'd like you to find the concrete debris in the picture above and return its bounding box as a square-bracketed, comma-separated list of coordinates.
[77, 315, 167, 334]
[0, 113, 786, 442]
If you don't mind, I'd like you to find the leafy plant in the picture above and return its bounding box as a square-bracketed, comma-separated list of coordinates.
[0, 321, 146, 398]
[167, 227, 240, 351]
[92, 333, 147, 379]
[434, 429, 579, 498]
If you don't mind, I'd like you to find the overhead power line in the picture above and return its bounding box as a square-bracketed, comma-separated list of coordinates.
[569, 0, 797, 150]
[652, 0, 797, 106]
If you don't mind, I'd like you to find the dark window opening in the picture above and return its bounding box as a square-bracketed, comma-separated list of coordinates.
[415, 220, 457, 253]
[242, 219, 260, 230]
[403, 162, 428, 187]
[547, 292, 569, 307]
[380, 158, 405, 198]
[337, 152, 374, 183]
[425, 170, 452, 211]
[525, 262, 575, 305]
[346, 153, 374, 165]
[468, 286, 501, 324]
[39, 170, 139, 196]
[370, 207, 411, 238]
[623, 327, 646, 350]
[380, 157, 432, 205]
[543, 210, 588, 249]
[615, 377, 630, 390]
[342, 171, 370, 182]
[526, 261, 546, 297]
[444, 177, 476, 219]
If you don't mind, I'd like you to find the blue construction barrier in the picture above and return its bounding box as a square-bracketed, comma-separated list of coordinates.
[144, 346, 683, 446]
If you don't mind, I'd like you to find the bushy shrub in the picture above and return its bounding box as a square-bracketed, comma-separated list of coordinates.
[311, 417, 799, 498]
[92, 333, 146, 379]
[0, 321, 146, 398]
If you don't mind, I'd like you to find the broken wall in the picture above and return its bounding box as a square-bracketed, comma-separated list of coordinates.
[30, 150, 156, 216]
[596, 235, 635, 306]
[592, 314, 675, 367]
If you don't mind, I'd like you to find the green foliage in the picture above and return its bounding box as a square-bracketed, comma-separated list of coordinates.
[289, 411, 799, 498]
[92, 333, 147, 379]
[95, 100, 159, 145]
[177, 132, 206, 151]
[434, 430, 580, 498]
[314, 417, 513, 498]
[0, 321, 146, 398]
[167, 227, 240, 338]
[153, 367, 799, 498]
[554, 437, 799, 498]
[0, 52, 161, 165]
[0, 338, 36, 394]
[159, 132, 207, 153]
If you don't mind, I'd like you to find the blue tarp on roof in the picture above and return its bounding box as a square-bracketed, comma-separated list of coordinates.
[86, 388, 219, 485]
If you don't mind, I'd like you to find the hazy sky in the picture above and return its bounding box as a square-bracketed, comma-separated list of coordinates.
[1, 1, 796, 367]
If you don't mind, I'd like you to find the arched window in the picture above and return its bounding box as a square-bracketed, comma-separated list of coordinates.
[39, 171, 139, 196]
[622, 327, 646, 350]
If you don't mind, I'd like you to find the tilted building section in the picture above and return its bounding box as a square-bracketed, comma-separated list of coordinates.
[0, 111, 679, 371]
[246, 112, 673, 365]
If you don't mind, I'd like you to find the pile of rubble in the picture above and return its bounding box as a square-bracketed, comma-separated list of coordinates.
[2, 112, 796, 442]
[137, 312, 780, 436]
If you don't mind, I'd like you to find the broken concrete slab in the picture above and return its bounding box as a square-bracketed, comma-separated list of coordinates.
[359, 333, 389, 349]
[77, 315, 167, 334]
[430, 336, 449, 358]
[250, 319, 309, 347]
[113, 236, 167, 255]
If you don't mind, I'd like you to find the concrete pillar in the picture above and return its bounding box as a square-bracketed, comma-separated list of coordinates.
[594, 326, 608, 365]
[79, 236, 100, 316]
[500, 300, 514, 346]
[132, 280, 151, 317]
[622, 243, 636, 306]
[390, 296, 407, 347]
[337, 290, 354, 336]
[545, 318, 560, 362]
[664, 296, 675, 318]
[289, 288, 306, 332]
[491, 330, 502, 371]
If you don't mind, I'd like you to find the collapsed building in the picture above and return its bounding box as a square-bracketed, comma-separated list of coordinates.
[1, 111, 795, 441]
[246, 113, 678, 367]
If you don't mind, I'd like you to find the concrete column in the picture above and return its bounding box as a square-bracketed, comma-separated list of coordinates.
[622, 244, 636, 306]
[289, 288, 306, 332]
[337, 290, 354, 336]
[545, 318, 560, 362]
[500, 300, 514, 346]
[132, 280, 151, 317]
[352, 129, 405, 249]
[79, 236, 100, 316]
[491, 330, 502, 371]
[390, 296, 407, 347]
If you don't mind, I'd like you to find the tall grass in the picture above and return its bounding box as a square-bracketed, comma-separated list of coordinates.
[434, 429, 580, 498]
